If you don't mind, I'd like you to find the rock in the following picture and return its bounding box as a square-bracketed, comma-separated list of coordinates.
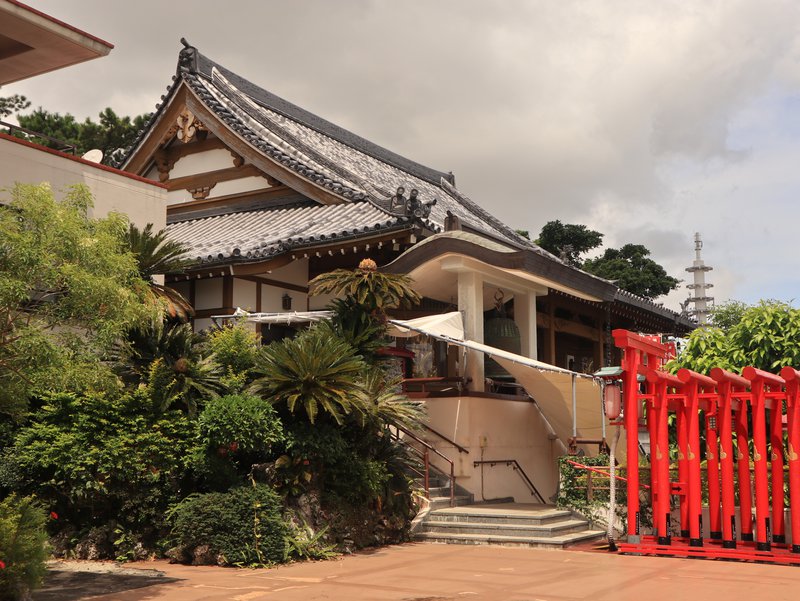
[191, 544, 216, 566]
[165, 546, 189, 564]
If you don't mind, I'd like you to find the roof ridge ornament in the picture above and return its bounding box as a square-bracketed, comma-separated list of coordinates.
[178, 38, 198, 74]
[390, 186, 436, 219]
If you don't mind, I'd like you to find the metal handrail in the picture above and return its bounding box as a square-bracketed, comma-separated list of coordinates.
[473, 459, 545, 503]
[0, 120, 77, 154]
[391, 423, 456, 507]
[420, 424, 469, 454]
[566, 459, 651, 490]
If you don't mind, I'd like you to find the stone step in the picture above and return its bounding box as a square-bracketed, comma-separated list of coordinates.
[429, 495, 474, 510]
[422, 517, 590, 538]
[429, 506, 574, 526]
[415, 529, 606, 549]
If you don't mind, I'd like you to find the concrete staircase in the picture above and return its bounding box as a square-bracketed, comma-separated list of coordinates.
[415, 502, 605, 548]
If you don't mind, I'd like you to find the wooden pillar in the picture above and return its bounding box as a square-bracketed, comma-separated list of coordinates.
[458, 271, 484, 392]
[515, 292, 537, 360]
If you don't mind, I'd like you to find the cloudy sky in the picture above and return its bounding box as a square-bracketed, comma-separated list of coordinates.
[7, 0, 800, 311]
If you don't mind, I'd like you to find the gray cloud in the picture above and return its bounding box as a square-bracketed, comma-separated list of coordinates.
[7, 0, 800, 309]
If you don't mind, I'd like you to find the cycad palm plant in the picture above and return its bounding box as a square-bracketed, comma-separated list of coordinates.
[249, 322, 367, 424]
[126, 223, 195, 321]
[309, 258, 420, 315]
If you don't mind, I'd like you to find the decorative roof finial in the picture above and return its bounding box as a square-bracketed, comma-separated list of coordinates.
[178, 38, 198, 74]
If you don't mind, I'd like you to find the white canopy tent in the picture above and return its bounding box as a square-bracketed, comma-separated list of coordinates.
[387, 312, 605, 451]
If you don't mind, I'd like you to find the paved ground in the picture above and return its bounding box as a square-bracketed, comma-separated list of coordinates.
[36, 542, 800, 601]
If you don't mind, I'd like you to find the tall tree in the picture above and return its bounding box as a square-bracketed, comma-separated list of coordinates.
[535, 220, 603, 267]
[11, 107, 151, 166]
[0, 183, 157, 417]
[0, 93, 30, 118]
[583, 243, 679, 299]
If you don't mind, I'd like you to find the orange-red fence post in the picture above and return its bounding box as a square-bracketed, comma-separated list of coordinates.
[704, 392, 722, 540]
[711, 368, 750, 549]
[767, 385, 786, 544]
[613, 330, 670, 543]
[743, 367, 785, 551]
[678, 369, 717, 547]
[735, 389, 754, 542]
[781, 367, 800, 553]
[647, 369, 683, 545]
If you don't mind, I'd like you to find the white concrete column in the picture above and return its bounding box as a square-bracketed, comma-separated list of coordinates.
[458, 270, 484, 392]
[515, 292, 538, 360]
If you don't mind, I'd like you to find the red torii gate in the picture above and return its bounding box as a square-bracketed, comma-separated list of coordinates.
[612, 329, 800, 564]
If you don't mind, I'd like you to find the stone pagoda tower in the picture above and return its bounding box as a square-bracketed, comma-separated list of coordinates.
[685, 232, 714, 324]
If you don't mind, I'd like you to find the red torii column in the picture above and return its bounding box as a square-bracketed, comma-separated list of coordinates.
[677, 369, 717, 546]
[646, 369, 684, 545]
[743, 367, 786, 551]
[710, 367, 750, 549]
[780, 367, 800, 554]
[613, 329, 669, 543]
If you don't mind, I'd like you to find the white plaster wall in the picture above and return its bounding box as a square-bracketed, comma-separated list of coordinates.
[309, 292, 335, 311]
[194, 278, 223, 311]
[232, 279, 257, 312]
[424, 397, 561, 504]
[207, 176, 272, 198]
[169, 148, 233, 179]
[271, 259, 309, 286]
[261, 284, 308, 313]
[0, 137, 166, 230]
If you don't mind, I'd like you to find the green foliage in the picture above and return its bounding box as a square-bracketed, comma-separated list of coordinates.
[710, 300, 749, 332]
[169, 484, 287, 566]
[669, 300, 800, 373]
[583, 243, 679, 298]
[0, 94, 30, 119]
[13, 107, 151, 166]
[309, 260, 421, 314]
[535, 220, 604, 267]
[205, 323, 261, 391]
[0, 183, 155, 417]
[285, 520, 337, 561]
[557, 455, 630, 527]
[250, 323, 367, 424]
[118, 320, 222, 415]
[198, 394, 283, 455]
[8, 390, 194, 537]
[361, 370, 425, 430]
[0, 495, 48, 600]
[125, 223, 195, 321]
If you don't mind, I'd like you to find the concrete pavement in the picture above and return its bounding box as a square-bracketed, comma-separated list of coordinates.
[38, 542, 800, 601]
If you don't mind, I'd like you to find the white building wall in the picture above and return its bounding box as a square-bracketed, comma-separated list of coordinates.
[425, 397, 560, 503]
[0, 137, 166, 230]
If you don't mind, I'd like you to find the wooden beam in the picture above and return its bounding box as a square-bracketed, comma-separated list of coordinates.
[165, 164, 262, 192]
[166, 185, 295, 220]
[125, 85, 190, 175]
[537, 312, 600, 342]
[222, 275, 233, 311]
[163, 136, 227, 163]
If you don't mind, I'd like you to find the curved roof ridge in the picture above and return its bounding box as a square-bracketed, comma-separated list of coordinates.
[192, 50, 453, 187]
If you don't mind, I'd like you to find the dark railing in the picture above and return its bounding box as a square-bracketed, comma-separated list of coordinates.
[0, 120, 78, 154]
[402, 376, 470, 396]
[421, 423, 469, 455]
[473, 459, 545, 504]
[391, 423, 456, 507]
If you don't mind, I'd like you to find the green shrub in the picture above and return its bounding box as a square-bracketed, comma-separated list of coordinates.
[9, 390, 194, 543]
[198, 394, 283, 455]
[0, 495, 49, 600]
[169, 484, 287, 566]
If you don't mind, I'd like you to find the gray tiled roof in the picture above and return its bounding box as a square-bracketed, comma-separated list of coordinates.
[124, 42, 534, 249]
[168, 201, 410, 265]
